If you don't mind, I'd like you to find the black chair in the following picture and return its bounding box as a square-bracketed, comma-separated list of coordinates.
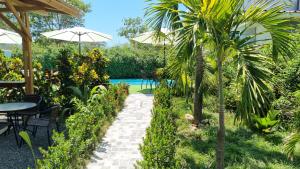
[19, 95, 43, 127]
[26, 105, 60, 145]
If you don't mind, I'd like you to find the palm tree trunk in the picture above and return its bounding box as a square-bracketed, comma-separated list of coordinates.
[193, 46, 204, 126]
[216, 52, 225, 169]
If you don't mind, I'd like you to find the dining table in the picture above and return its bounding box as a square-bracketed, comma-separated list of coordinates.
[0, 102, 37, 147]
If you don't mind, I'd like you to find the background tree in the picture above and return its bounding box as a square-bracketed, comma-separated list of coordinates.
[30, 0, 91, 38]
[118, 17, 148, 40]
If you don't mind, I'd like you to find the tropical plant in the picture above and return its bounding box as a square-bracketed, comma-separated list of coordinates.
[251, 109, 279, 133]
[146, 0, 297, 168]
[145, 0, 207, 126]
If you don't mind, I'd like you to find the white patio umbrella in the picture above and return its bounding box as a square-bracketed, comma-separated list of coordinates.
[0, 28, 22, 44]
[41, 27, 112, 54]
[132, 28, 173, 66]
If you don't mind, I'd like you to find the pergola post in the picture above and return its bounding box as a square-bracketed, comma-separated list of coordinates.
[0, 0, 80, 95]
[21, 12, 33, 94]
[4, 0, 33, 94]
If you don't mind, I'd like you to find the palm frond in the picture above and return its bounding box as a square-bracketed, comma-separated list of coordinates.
[284, 132, 300, 160]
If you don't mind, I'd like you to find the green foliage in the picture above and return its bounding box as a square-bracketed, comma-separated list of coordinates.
[273, 55, 300, 95]
[251, 109, 280, 134]
[0, 50, 43, 102]
[105, 44, 164, 78]
[272, 91, 300, 130]
[153, 82, 171, 108]
[284, 132, 300, 160]
[283, 92, 300, 159]
[172, 97, 300, 169]
[118, 17, 148, 40]
[55, 48, 109, 107]
[30, 0, 90, 38]
[19, 131, 37, 169]
[139, 107, 178, 168]
[139, 84, 178, 168]
[71, 48, 110, 86]
[37, 84, 128, 169]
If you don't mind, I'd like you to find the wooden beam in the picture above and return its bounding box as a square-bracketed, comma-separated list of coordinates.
[5, 0, 32, 40]
[0, 12, 23, 35]
[0, 0, 80, 16]
[0, 7, 45, 12]
[36, 0, 81, 17]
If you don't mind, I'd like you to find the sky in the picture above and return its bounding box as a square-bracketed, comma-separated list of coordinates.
[84, 0, 147, 46]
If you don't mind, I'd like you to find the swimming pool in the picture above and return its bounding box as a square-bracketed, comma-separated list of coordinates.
[110, 79, 156, 86]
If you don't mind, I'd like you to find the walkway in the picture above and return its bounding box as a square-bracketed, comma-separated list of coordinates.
[87, 94, 153, 169]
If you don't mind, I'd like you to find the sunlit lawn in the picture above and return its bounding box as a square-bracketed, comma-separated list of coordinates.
[129, 85, 155, 94]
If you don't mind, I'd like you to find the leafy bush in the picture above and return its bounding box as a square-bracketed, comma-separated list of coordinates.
[272, 91, 300, 130]
[0, 50, 43, 102]
[37, 84, 128, 169]
[251, 109, 279, 133]
[138, 84, 178, 168]
[54, 48, 110, 107]
[153, 82, 171, 108]
[105, 44, 164, 78]
[273, 55, 300, 95]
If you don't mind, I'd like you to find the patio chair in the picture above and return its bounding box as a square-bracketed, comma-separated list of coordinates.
[26, 105, 60, 145]
[19, 95, 43, 126]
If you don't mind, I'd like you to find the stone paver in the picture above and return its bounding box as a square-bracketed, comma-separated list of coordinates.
[87, 94, 153, 169]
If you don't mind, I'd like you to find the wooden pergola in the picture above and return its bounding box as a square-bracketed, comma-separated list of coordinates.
[0, 0, 80, 94]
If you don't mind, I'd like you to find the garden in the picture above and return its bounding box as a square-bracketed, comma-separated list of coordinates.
[0, 0, 299, 169]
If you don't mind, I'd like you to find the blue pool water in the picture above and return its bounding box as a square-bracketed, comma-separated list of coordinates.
[110, 79, 156, 85]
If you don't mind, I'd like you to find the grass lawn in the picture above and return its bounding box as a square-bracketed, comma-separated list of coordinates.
[172, 97, 300, 169]
[129, 85, 155, 94]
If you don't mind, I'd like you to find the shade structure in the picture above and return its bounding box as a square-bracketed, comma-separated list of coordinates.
[41, 27, 112, 54]
[0, 28, 22, 44]
[0, 0, 80, 95]
[132, 28, 173, 66]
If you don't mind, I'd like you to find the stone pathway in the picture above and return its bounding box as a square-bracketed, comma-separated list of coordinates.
[87, 94, 153, 169]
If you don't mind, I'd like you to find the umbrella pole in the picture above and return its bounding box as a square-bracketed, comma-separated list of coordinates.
[79, 33, 81, 55]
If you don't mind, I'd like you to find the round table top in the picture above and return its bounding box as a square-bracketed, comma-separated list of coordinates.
[0, 102, 37, 113]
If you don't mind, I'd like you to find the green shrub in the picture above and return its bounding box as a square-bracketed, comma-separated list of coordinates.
[37, 84, 128, 169]
[105, 44, 164, 78]
[138, 84, 178, 168]
[153, 82, 171, 108]
[251, 109, 280, 133]
[272, 91, 300, 130]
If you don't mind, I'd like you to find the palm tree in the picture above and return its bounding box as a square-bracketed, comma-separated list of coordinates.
[146, 0, 296, 168]
[204, 1, 296, 166]
[146, 0, 208, 125]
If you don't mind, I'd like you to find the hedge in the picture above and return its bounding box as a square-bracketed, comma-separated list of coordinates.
[37, 84, 128, 169]
[138, 82, 178, 168]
